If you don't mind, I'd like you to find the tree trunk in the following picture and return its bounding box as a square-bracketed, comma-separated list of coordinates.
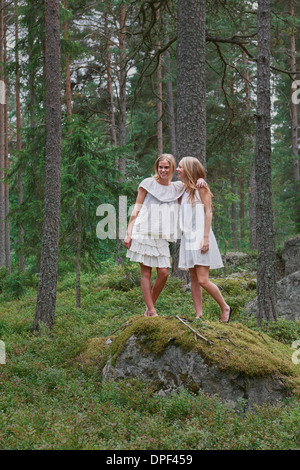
[157, 50, 163, 155]
[242, 50, 256, 249]
[4, 28, 10, 273]
[115, 3, 127, 264]
[255, 0, 277, 324]
[15, 0, 25, 271]
[165, 44, 176, 156]
[239, 174, 245, 245]
[118, 3, 126, 178]
[64, 0, 72, 118]
[290, 0, 300, 231]
[176, 0, 206, 166]
[34, 0, 62, 332]
[249, 153, 257, 249]
[75, 181, 82, 309]
[172, 0, 206, 278]
[106, 17, 117, 147]
[231, 172, 238, 250]
[156, 9, 163, 155]
[0, 0, 5, 267]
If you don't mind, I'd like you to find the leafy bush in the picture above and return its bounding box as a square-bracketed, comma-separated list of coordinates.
[99, 263, 141, 291]
[0, 269, 38, 300]
[260, 318, 300, 344]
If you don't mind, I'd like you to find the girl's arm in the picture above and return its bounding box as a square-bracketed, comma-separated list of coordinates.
[123, 187, 147, 249]
[198, 187, 212, 253]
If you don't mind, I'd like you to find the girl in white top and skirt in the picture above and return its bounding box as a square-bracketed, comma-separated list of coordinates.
[177, 157, 232, 323]
[123, 154, 205, 317]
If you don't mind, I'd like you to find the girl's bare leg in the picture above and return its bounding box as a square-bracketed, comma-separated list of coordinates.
[195, 265, 230, 322]
[189, 267, 203, 318]
[140, 264, 157, 316]
[143, 267, 168, 316]
[152, 267, 168, 304]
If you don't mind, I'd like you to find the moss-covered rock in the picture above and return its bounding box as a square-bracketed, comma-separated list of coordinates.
[83, 315, 300, 408]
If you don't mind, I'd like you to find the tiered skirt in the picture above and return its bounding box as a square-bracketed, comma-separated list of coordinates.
[126, 237, 171, 268]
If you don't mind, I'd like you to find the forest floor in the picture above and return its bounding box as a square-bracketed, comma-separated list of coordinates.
[0, 256, 299, 450]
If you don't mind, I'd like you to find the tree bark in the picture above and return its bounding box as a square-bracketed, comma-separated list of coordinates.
[239, 174, 245, 245]
[176, 0, 206, 166]
[249, 154, 257, 249]
[105, 16, 117, 147]
[34, 0, 62, 332]
[0, 0, 5, 267]
[231, 172, 238, 250]
[15, 0, 25, 271]
[165, 43, 176, 156]
[64, 0, 72, 118]
[290, 0, 300, 231]
[242, 50, 257, 250]
[4, 27, 10, 273]
[172, 0, 206, 278]
[156, 9, 163, 155]
[255, 0, 277, 324]
[118, 3, 126, 178]
[75, 176, 82, 309]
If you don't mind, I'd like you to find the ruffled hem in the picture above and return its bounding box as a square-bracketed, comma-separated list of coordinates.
[178, 262, 224, 270]
[129, 238, 169, 257]
[126, 237, 171, 268]
[132, 232, 177, 242]
[126, 251, 171, 268]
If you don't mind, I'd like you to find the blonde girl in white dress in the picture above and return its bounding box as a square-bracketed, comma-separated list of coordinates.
[123, 154, 205, 317]
[177, 157, 232, 323]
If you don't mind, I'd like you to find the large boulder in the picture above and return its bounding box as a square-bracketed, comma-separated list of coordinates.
[245, 271, 300, 321]
[282, 236, 300, 276]
[101, 316, 298, 410]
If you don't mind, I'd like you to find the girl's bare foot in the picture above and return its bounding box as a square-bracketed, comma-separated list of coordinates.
[220, 305, 231, 323]
[195, 313, 203, 319]
[148, 311, 158, 317]
[144, 307, 149, 317]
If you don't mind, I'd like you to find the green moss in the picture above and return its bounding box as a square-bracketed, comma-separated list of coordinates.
[87, 315, 299, 395]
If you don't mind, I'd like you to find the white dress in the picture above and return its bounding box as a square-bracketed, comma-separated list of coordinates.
[178, 190, 224, 270]
[126, 177, 185, 268]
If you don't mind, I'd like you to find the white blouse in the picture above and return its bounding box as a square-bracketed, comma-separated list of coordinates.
[131, 177, 185, 241]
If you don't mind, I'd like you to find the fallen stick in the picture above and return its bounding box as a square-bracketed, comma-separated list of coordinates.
[176, 315, 214, 345]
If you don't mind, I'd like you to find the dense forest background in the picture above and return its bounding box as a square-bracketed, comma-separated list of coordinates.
[0, 0, 299, 287]
[1, 1, 300, 451]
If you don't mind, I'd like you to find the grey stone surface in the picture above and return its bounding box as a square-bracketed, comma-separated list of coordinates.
[102, 334, 290, 409]
[282, 237, 300, 276]
[245, 271, 300, 321]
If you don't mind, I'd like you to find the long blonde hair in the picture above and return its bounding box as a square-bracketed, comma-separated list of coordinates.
[153, 154, 176, 182]
[180, 157, 213, 202]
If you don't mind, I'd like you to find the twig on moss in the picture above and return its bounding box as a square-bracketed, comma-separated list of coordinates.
[223, 346, 238, 357]
[109, 320, 133, 336]
[176, 315, 214, 345]
[217, 334, 239, 348]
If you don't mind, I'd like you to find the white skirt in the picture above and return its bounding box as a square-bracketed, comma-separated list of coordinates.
[126, 237, 171, 268]
[178, 231, 224, 270]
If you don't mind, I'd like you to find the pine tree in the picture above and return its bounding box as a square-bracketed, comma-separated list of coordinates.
[255, 0, 278, 324]
[33, 0, 62, 332]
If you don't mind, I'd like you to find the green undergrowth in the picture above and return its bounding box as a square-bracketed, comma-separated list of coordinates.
[0, 261, 300, 450]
